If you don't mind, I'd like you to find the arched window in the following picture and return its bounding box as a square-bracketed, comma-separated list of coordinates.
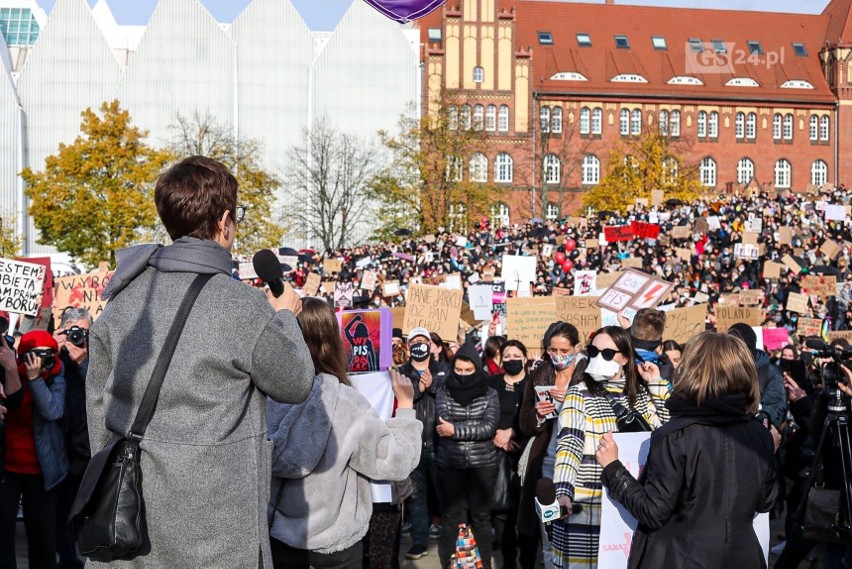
[469, 153, 488, 182]
[773, 113, 782, 140]
[619, 109, 630, 135]
[446, 156, 463, 182]
[697, 111, 707, 138]
[498, 105, 510, 132]
[663, 157, 679, 184]
[543, 154, 561, 184]
[659, 110, 669, 136]
[700, 157, 717, 187]
[708, 111, 719, 137]
[821, 115, 830, 141]
[461, 104, 471, 130]
[735, 112, 745, 138]
[473, 66, 484, 83]
[592, 108, 603, 134]
[631, 109, 642, 135]
[809, 115, 819, 141]
[552, 107, 563, 134]
[473, 104, 484, 131]
[811, 159, 828, 187]
[737, 157, 754, 185]
[485, 105, 497, 132]
[448, 105, 458, 130]
[775, 158, 792, 188]
[449, 203, 467, 233]
[670, 110, 681, 137]
[495, 152, 513, 183]
[783, 114, 793, 140]
[746, 113, 757, 140]
[540, 106, 551, 133]
[582, 155, 600, 185]
[491, 203, 510, 228]
[545, 202, 560, 221]
[580, 107, 591, 135]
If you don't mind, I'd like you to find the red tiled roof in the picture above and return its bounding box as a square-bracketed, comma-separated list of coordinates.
[823, 0, 852, 45]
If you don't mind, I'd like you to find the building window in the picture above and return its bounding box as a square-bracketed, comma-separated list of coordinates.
[812, 159, 828, 187]
[708, 112, 719, 138]
[446, 156, 463, 182]
[631, 109, 642, 135]
[810, 115, 819, 141]
[793, 42, 807, 57]
[538, 31, 553, 45]
[746, 113, 756, 140]
[697, 111, 707, 138]
[473, 66, 484, 83]
[670, 110, 681, 137]
[428, 28, 442, 42]
[737, 157, 754, 185]
[783, 114, 793, 140]
[700, 157, 717, 187]
[543, 154, 561, 184]
[748, 41, 763, 55]
[735, 112, 745, 138]
[498, 105, 509, 132]
[495, 153, 513, 183]
[592, 108, 603, 134]
[775, 159, 792, 188]
[552, 107, 563, 134]
[620, 109, 630, 136]
[461, 105, 471, 130]
[449, 203, 467, 233]
[469, 153, 488, 182]
[663, 157, 679, 184]
[712, 39, 727, 53]
[473, 104, 484, 131]
[485, 105, 496, 132]
[448, 106, 458, 130]
[615, 35, 630, 49]
[491, 203, 510, 228]
[652, 36, 667, 50]
[688, 38, 704, 52]
[582, 155, 600, 185]
[0, 7, 40, 46]
[577, 33, 592, 47]
[540, 106, 551, 133]
[773, 113, 782, 140]
[580, 107, 591, 135]
[821, 115, 830, 141]
[546, 202, 560, 221]
[659, 110, 669, 136]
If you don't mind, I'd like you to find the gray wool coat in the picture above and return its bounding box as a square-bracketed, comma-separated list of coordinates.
[86, 238, 314, 568]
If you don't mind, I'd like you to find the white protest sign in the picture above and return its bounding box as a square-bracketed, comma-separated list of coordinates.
[0, 259, 47, 317]
[707, 216, 721, 231]
[238, 262, 258, 280]
[598, 432, 769, 568]
[469, 284, 493, 321]
[825, 204, 847, 222]
[350, 372, 394, 503]
[574, 270, 597, 296]
[501, 255, 537, 291]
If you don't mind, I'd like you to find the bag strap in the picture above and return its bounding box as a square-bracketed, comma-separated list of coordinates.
[128, 273, 214, 440]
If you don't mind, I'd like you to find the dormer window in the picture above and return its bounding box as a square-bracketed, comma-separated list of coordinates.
[577, 33, 591, 47]
[726, 77, 760, 87]
[550, 72, 588, 81]
[668, 76, 704, 85]
[793, 42, 807, 57]
[652, 36, 667, 50]
[747, 41, 763, 55]
[538, 31, 553, 45]
[614, 35, 629, 49]
[711, 39, 726, 53]
[612, 74, 648, 83]
[688, 38, 704, 52]
[781, 80, 814, 89]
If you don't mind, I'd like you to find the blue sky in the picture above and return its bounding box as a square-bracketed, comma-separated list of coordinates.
[35, 0, 827, 30]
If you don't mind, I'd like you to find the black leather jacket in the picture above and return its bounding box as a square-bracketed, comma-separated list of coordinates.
[399, 360, 449, 447]
[435, 386, 499, 469]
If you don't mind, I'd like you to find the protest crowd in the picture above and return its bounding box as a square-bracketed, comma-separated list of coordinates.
[4, 156, 852, 569]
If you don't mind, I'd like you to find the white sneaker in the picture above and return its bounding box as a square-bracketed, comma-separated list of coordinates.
[770, 541, 786, 555]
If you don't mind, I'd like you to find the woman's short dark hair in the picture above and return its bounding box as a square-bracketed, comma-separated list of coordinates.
[155, 156, 238, 241]
[484, 336, 506, 361]
[662, 340, 682, 354]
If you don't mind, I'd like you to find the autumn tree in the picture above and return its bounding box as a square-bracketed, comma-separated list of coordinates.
[169, 111, 284, 258]
[21, 100, 172, 266]
[285, 119, 382, 251]
[372, 100, 504, 237]
[0, 213, 22, 258]
[583, 131, 702, 214]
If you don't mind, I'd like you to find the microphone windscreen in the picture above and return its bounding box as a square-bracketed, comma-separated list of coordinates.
[804, 338, 829, 352]
[535, 478, 557, 504]
[253, 249, 283, 283]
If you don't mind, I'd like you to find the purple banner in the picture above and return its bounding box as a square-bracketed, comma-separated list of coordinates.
[363, 0, 446, 23]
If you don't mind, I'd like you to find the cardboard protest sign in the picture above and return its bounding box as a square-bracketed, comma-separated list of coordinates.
[707, 216, 721, 231]
[596, 269, 674, 313]
[635, 198, 649, 207]
[552, 286, 572, 297]
[671, 226, 691, 239]
[541, 243, 553, 258]
[734, 243, 759, 261]
[360, 271, 378, 292]
[741, 232, 758, 246]
[25, 257, 53, 311]
[715, 305, 764, 332]
[323, 259, 343, 274]
[390, 306, 405, 330]
[501, 255, 537, 291]
[321, 281, 335, 294]
[334, 282, 354, 308]
[675, 248, 692, 262]
[651, 189, 664, 206]
[604, 225, 634, 242]
[782, 255, 802, 275]
[382, 280, 401, 297]
[763, 328, 790, 351]
[53, 264, 112, 323]
[825, 204, 846, 222]
[738, 290, 765, 306]
[631, 221, 660, 240]
[574, 271, 597, 296]
[829, 330, 852, 343]
[441, 273, 463, 291]
[303, 272, 321, 296]
[338, 309, 392, 373]
[662, 304, 707, 344]
[778, 227, 793, 246]
[567, 217, 587, 228]
[694, 218, 709, 234]
[596, 271, 622, 291]
[507, 297, 557, 351]
[785, 291, 810, 314]
[403, 284, 463, 341]
[620, 258, 643, 270]
[585, 239, 599, 250]
[555, 296, 601, 344]
[820, 239, 842, 259]
[469, 284, 493, 321]
[763, 261, 783, 280]
[801, 275, 837, 301]
[796, 318, 823, 338]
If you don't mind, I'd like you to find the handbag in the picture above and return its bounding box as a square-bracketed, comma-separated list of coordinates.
[490, 450, 519, 513]
[603, 393, 651, 433]
[68, 274, 213, 561]
[452, 524, 483, 569]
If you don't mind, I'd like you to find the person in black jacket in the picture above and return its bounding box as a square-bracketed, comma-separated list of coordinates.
[435, 343, 499, 569]
[728, 323, 787, 429]
[595, 331, 778, 569]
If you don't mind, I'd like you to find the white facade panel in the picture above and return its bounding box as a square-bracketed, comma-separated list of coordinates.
[119, 0, 235, 146]
[16, 0, 121, 254]
[0, 32, 23, 249]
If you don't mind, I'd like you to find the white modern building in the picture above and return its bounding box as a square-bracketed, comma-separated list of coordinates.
[0, 0, 420, 255]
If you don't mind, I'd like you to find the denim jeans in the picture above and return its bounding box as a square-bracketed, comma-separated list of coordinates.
[409, 447, 441, 548]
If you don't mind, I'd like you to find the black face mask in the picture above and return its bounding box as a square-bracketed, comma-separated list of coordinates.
[503, 360, 524, 376]
[410, 343, 431, 363]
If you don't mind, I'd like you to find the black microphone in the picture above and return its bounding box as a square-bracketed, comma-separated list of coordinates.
[253, 249, 285, 298]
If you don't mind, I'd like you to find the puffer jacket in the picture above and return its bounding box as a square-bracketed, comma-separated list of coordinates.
[755, 350, 786, 429]
[435, 386, 499, 469]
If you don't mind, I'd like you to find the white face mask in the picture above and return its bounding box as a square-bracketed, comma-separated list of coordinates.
[586, 355, 622, 383]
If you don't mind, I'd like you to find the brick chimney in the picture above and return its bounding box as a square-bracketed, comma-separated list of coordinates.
[605, 0, 615, 4]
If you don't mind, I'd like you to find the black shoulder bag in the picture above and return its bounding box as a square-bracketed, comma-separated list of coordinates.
[69, 273, 213, 561]
[603, 392, 652, 433]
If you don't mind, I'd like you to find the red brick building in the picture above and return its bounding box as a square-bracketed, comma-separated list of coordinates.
[417, 0, 851, 224]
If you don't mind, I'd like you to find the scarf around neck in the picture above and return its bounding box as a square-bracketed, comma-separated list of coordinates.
[445, 371, 489, 407]
[665, 392, 754, 425]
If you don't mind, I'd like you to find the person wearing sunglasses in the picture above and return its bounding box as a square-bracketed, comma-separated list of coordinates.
[551, 326, 670, 569]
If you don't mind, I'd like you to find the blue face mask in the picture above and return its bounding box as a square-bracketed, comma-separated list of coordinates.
[551, 353, 576, 370]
